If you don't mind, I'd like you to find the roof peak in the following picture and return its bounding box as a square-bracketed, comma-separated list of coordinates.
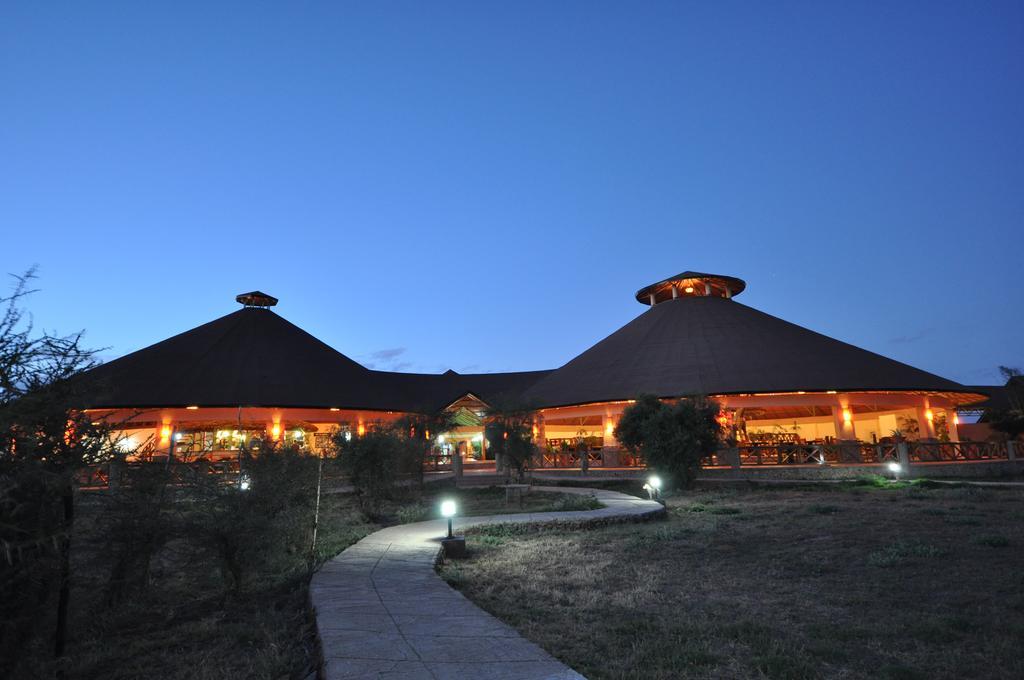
[236, 291, 278, 308]
[635, 271, 745, 305]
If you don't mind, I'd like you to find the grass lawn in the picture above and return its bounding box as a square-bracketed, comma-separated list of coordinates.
[439, 480, 1024, 680]
[53, 483, 592, 680]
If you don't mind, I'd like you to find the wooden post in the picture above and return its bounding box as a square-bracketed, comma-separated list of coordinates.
[897, 442, 911, 468]
[453, 444, 463, 481]
[1007, 440, 1016, 462]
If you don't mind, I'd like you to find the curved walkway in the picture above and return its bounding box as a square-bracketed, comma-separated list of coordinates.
[311, 486, 665, 680]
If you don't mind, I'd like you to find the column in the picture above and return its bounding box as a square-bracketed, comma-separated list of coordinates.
[916, 404, 936, 440]
[831, 403, 857, 441]
[945, 410, 959, 441]
[831, 401, 861, 463]
[534, 415, 547, 468]
[602, 414, 620, 467]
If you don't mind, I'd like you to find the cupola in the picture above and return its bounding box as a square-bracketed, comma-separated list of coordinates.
[634, 271, 746, 305]
[235, 291, 279, 308]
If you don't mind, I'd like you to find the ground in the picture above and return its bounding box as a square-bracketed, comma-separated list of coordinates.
[439, 479, 1024, 680]
[53, 483, 594, 680]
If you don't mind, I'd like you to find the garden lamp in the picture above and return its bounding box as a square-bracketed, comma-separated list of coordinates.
[441, 499, 457, 539]
[644, 475, 662, 500]
[887, 461, 902, 480]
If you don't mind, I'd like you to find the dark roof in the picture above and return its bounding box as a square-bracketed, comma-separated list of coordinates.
[523, 296, 982, 408]
[966, 378, 1024, 419]
[80, 307, 549, 413]
[81, 308, 389, 410]
[371, 369, 553, 413]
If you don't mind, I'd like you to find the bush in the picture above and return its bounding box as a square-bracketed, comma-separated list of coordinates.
[615, 394, 720, 490]
[332, 429, 406, 519]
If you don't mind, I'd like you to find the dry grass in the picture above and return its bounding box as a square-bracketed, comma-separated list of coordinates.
[439, 483, 1024, 680]
[44, 484, 592, 680]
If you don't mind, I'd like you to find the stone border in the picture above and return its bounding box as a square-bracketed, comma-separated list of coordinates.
[311, 486, 665, 679]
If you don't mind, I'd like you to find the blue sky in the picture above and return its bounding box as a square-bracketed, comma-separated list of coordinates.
[1, 2, 1021, 384]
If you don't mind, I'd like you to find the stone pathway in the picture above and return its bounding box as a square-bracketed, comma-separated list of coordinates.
[311, 486, 665, 679]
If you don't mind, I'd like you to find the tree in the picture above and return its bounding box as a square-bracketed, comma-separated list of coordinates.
[615, 394, 721, 490]
[331, 426, 405, 518]
[0, 270, 119, 673]
[484, 402, 537, 482]
[189, 442, 321, 595]
[987, 366, 1024, 440]
[392, 412, 457, 488]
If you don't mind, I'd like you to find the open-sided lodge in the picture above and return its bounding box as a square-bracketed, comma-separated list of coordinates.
[79, 272, 1012, 476]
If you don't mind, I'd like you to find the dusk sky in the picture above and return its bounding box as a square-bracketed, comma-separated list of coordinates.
[2, 2, 1021, 385]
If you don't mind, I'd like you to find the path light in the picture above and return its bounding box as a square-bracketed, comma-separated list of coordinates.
[643, 475, 662, 500]
[887, 461, 903, 480]
[239, 474, 251, 491]
[441, 499, 457, 539]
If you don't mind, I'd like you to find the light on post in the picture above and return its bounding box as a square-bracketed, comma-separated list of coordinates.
[441, 499, 457, 539]
[643, 475, 663, 500]
[887, 460, 903, 480]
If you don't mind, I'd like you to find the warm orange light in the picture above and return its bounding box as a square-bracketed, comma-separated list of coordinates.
[605, 421, 615, 436]
[503, 431, 508, 440]
[186, 405, 199, 410]
[953, 413, 960, 425]
[842, 408, 852, 425]
[357, 424, 366, 436]
[925, 409, 934, 422]
[425, 429, 430, 440]
[64, 420, 76, 446]
[160, 425, 172, 441]
[684, 286, 694, 293]
[330, 407, 340, 412]
[271, 423, 281, 440]
[827, 390, 838, 395]
[532, 425, 539, 438]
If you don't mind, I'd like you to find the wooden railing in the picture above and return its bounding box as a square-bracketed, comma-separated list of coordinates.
[712, 441, 1012, 467]
[536, 448, 604, 468]
[907, 441, 1008, 463]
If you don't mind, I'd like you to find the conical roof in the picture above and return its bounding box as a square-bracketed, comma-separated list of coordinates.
[82, 306, 389, 410]
[523, 295, 979, 408]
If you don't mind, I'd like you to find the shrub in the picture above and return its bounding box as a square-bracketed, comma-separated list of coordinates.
[332, 428, 406, 519]
[615, 394, 720, 490]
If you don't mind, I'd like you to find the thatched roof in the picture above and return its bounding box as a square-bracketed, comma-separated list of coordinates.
[523, 295, 982, 408]
[80, 307, 548, 413]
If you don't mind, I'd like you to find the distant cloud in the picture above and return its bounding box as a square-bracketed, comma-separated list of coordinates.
[361, 347, 407, 370]
[370, 347, 406, 361]
[889, 328, 934, 345]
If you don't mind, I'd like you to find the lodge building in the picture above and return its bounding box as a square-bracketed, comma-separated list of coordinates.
[81, 272, 994, 470]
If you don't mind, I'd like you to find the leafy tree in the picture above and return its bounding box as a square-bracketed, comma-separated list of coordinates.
[484, 402, 537, 482]
[615, 394, 721, 490]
